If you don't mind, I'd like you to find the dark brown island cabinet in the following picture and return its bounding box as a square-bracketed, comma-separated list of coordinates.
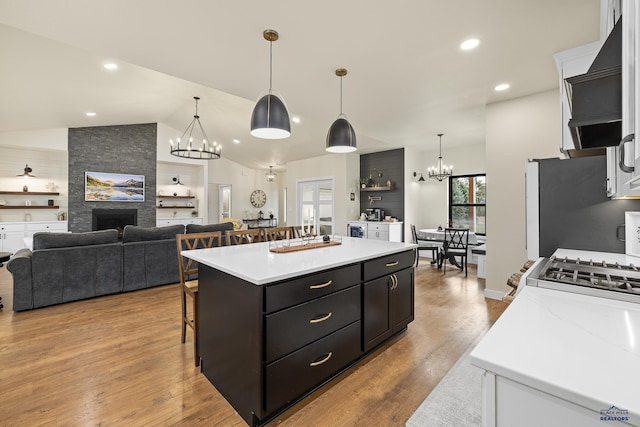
[194, 246, 415, 426]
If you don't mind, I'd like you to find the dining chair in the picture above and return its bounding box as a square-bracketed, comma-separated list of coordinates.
[262, 226, 295, 241]
[292, 225, 315, 238]
[442, 228, 470, 276]
[176, 231, 223, 366]
[410, 224, 439, 267]
[225, 228, 264, 245]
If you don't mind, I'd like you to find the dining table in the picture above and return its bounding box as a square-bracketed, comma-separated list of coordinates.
[418, 228, 478, 269]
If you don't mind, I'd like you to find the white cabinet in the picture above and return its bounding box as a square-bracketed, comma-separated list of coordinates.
[0, 221, 68, 253]
[156, 217, 203, 227]
[0, 223, 25, 253]
[480, 372, 614, 427]
[348, 221, 403, 242]
[367, 223, 389, 241]
[607, 0, 640, 197]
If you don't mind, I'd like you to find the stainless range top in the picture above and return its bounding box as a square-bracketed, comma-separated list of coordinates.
[528, 255, 640, 303]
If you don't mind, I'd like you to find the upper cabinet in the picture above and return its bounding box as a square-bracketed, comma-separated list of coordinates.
[609, 0, 640, 197]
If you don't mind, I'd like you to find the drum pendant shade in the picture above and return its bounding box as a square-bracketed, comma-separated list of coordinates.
[250, 94, 291, 139]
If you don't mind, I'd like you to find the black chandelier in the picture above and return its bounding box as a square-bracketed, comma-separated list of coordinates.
[428, 133, 453, 181]
[170, 97, 221, 160]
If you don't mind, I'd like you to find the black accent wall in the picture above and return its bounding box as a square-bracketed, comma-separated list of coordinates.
[68, 123, 157, 232]
[359, 148, 405, 222]
[538, 155, 640, 256]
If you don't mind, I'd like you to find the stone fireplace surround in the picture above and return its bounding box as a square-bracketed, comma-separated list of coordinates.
[68, 123, 157, 232]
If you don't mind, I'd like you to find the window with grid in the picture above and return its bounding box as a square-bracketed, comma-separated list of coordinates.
[448, 174, 486, 235]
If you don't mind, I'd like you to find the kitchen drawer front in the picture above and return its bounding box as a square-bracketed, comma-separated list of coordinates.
[0, 224, 24, 232]
[363, 250, 414, 282]
[266, 285, 360, 363]
[26, 222, 67, 232]
[265, 263, 360, 313]
[265, 320, 362, 414]
[368, 223, 389, 232]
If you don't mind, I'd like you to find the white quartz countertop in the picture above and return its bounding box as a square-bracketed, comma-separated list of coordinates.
[470, 286, 640, 421]
[182, 236, 416, 285]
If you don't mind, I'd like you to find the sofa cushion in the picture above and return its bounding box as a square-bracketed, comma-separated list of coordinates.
[186, 222, 234, 234]
[33, 229, 119, 250]
[122, 225, 184, 243]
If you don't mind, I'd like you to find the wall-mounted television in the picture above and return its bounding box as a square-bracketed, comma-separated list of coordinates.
[85, 171, 145, 202]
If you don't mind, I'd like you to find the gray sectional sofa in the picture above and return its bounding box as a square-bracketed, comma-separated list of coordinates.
[6, 223, 231, 311]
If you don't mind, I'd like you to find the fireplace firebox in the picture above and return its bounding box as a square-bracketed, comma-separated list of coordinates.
[92, 209, 137, 236]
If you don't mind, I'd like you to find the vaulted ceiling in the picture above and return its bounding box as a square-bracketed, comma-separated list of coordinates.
[0, 0, 600, 170]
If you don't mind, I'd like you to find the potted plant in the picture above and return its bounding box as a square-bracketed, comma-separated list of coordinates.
[360, 178, 367, 188]
[191, 210, 198, 217]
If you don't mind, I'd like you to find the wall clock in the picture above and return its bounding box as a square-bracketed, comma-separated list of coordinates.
[250, 189, 267, 208]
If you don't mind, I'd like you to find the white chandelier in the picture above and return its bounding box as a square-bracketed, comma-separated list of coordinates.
[428, 133, 453, 182]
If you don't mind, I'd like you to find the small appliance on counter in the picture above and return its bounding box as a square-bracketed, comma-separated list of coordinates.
[365, 208, 384, 221]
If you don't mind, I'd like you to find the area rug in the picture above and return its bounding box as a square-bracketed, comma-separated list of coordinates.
[406, 335, 485, 427]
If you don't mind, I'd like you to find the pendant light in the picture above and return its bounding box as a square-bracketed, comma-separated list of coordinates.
[428, 133, 453, 181]
[326, 68, 357, 153]
[250, 29, 291, 139]
[265, 166, 276, 182]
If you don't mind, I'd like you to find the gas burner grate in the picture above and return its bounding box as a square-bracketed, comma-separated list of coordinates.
[539, 256, 640, 296]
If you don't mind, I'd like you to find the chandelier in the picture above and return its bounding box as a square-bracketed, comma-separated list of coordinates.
[266, 166, 276, 182]
[170, 97, 221, 160]
[428, 133, 453, 181]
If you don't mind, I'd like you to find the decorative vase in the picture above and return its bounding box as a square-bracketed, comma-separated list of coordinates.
[23, 185, 28, 192]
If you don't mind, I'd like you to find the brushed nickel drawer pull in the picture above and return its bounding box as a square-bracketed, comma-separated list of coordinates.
[310, 352, 333, 367]
[386, 261, 399, 267]
[309, 279, 332, 290]
[310, 312, 333, 324]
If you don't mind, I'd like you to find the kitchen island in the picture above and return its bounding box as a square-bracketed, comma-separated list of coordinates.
[182, 237, 417, 426]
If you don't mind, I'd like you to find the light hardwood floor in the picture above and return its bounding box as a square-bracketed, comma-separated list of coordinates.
[0, 258, 507, 426]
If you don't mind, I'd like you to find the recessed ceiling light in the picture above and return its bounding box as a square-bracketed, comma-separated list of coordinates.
[494, 83, 510, 91]
[103, 63, 118, 71]
[292, 116, 301, 124]
[460, 38, 480, 50]
[233, 139, 240, 144]
[85, 112, 97, 117]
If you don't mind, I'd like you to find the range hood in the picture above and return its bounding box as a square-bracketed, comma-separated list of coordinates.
[565, 18, 622, 151]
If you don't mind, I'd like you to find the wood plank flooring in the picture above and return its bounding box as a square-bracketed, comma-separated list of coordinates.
[0, 259, 507, 426]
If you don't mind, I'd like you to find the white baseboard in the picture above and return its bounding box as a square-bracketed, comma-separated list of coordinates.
[484, 288, 505, 301]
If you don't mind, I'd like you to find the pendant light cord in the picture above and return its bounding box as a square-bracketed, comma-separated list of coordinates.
[269, 40, 273, 93]
[340, 75, 343, 116]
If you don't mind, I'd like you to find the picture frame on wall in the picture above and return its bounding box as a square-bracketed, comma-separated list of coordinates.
[85, 171, 145, 202]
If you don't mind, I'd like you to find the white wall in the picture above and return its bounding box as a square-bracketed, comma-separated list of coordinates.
[485, 89, 561, 296]
[416, 142, 486, 229]
[0, 129, 68, 222]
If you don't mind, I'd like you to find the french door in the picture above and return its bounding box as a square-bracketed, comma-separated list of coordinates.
[297, 178, 334, 236]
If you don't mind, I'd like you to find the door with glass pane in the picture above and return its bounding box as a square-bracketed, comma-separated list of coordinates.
[220, 185, 231, 220]
[298, 179, 334, 236]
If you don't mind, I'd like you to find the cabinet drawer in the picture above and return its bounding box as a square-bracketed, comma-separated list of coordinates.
[368, 223, 389, 232]
[363, 250, 414, 282]
[0, 224, 24, 232]
[265, 263, 360, 313]
[265, 320, 361, 414]
[26, 222, 67, 232]
[266, 285, 360, 363]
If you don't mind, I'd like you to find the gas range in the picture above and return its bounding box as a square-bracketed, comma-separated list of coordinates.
[525, 249, 640, 304]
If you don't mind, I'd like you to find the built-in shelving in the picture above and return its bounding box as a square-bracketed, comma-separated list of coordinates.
[360, 186, 393, 192]
[157, 206, 194, 209]
[0, 191, 60, 195]
[157, 195, 195, 199]
[0, 205, 59, 209]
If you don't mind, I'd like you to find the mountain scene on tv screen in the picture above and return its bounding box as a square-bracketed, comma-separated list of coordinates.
[86, 172, 144, 201]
